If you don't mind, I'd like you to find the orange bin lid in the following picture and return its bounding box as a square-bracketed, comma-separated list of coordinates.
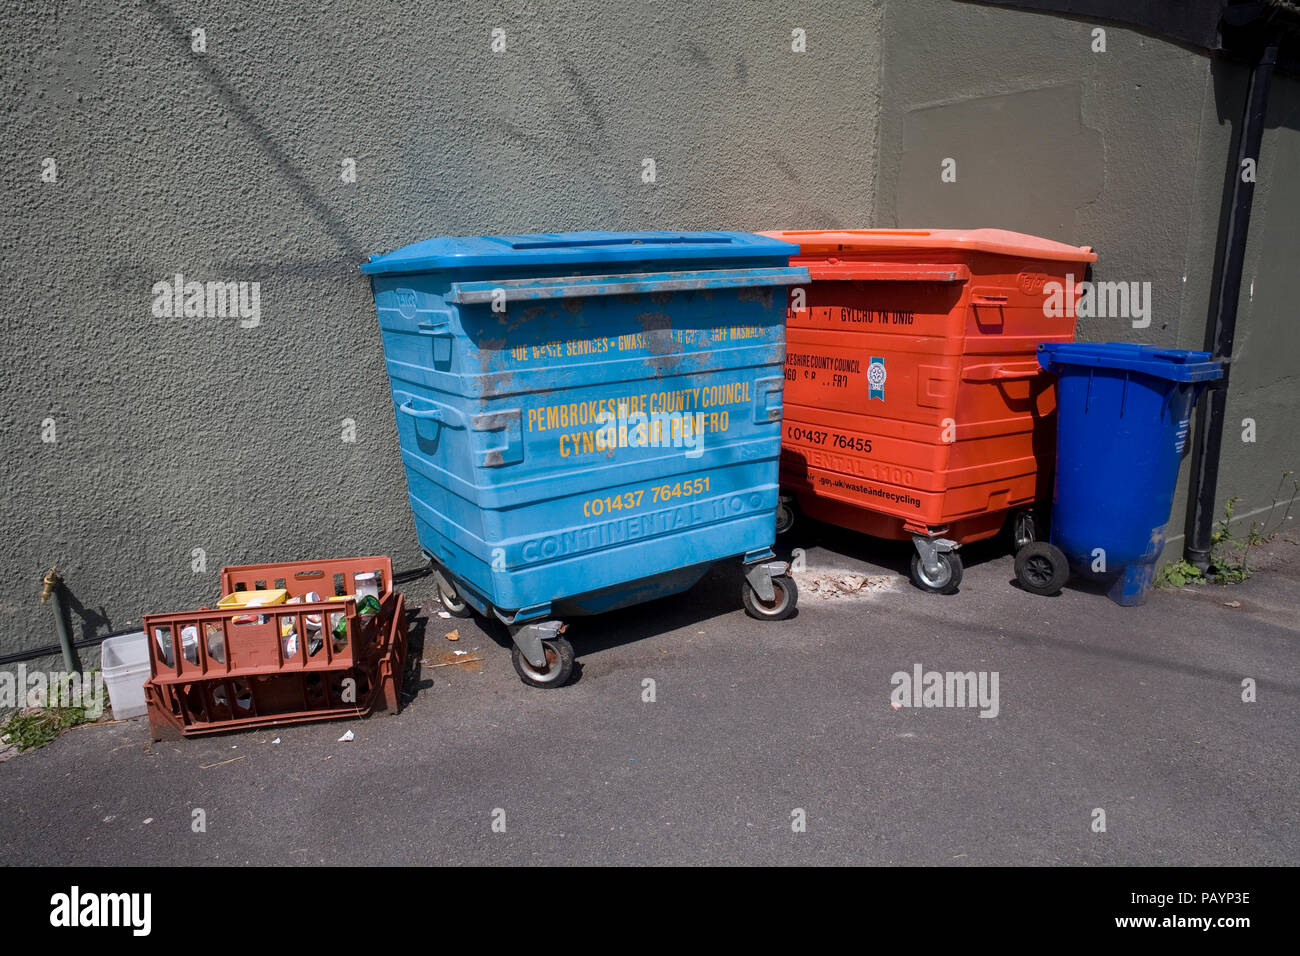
[761, 228, 1097, 263]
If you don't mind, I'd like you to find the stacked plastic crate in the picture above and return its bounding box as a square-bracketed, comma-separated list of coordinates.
[142, 556, 406, 739]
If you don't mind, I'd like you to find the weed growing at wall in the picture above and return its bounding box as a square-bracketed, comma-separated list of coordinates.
[1159, 471, 1298, 586]
[1, 704, 91, 753]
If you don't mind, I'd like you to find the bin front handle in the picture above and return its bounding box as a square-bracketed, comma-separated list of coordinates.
[446, 266, 808, 304]
[752, 376, 784, 425]
[398, 399, 467, 428]
[471, 409, 524, 468]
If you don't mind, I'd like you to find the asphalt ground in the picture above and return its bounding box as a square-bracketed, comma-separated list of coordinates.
[2, 524, 1297, 866]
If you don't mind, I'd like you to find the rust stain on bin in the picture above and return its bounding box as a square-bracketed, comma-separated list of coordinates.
[737, 286, 773, 306]
[636, 310, 681, 374]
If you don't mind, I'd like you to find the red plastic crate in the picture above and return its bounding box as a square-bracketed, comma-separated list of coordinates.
[143, 557, 406, 739]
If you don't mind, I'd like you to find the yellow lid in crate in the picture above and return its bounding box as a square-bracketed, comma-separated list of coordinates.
[217, 588, 289, 609]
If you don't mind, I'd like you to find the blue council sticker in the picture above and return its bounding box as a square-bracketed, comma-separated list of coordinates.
[867, 356, 887, 401]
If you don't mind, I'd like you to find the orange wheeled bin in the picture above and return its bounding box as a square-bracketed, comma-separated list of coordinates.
[762, 229, 1097, 593]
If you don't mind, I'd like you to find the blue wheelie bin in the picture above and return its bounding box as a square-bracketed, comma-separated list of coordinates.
[362, 231, 809, 686]
[1014, 342, 1223, 606]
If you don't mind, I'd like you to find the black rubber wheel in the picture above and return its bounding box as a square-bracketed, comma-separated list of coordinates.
[775, 497, 797, 536]
[437, 576, 473, 618]
[511, 636, 575, 688]
[909, 550, 963, 595]
[742, 574, 798, 621]
[1015, 542, 1070, 596]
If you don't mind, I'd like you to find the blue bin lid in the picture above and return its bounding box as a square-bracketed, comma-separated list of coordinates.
[1038, 342, 1224, 383]
[362, 230, 800, 276]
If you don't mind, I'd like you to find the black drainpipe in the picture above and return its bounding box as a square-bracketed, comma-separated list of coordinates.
[1183, 32, 1279, 571]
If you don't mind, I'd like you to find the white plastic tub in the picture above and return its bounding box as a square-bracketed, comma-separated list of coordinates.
[100, 631, 149, 721]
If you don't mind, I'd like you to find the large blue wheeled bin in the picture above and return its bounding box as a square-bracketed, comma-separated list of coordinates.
[362, 231, 808, 686]
[1014, 342, 1223, 606]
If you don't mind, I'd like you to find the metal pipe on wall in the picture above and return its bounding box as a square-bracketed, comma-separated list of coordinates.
[40, 568, 82, 674]
[1183, 34, 1279, 571]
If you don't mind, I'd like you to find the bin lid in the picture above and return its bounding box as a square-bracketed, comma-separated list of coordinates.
[760, 228, 1097, 263]
[1037, 342, 1224, 382]
[362, 230, 800, 275]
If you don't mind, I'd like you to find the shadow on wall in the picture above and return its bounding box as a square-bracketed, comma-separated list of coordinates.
[14, 577, 106, 670]
[140, 0, 365, 264]
[60, 583, 111, 656]
[97, 2, 375, 293]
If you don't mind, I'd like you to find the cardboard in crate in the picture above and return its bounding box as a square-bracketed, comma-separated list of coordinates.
[143, 556, 406, 738]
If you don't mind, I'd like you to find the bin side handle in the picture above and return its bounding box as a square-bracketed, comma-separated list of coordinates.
[397, 399, 467, 428]
[398, 400, 523, 466]
[962, 363, 1043, 383]
[447, 266, 807, 304]
[416, 314, 454, 364]
[969, 289, 1008, 331]
[805, 263, 971, 282]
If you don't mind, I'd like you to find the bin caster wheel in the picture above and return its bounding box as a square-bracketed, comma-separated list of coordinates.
[436, 577, 473, 618]
[910, 551, 963, 595]
[742, 574, 798, 621]
[1011, 510, 1038, 551]
[775, 497, 797, 536]
[511, 635, 574, 688]
[1014, 542, 1070, 596]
